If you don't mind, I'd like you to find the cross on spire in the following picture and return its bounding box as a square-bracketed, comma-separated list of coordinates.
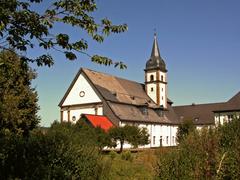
[154, 28, 157, 37]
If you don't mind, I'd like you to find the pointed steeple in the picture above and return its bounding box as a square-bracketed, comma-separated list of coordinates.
[151, 33, 161, 58]
[145, 33, 167, 72]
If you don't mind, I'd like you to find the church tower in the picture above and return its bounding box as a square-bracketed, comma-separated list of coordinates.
[145, 34, 168, 108]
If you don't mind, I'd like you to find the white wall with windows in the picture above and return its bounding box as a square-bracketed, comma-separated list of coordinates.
[214, 111, 240, 126]
[120, 121, 178, 148]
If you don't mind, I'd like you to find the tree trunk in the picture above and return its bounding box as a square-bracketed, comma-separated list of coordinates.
[120, 141, 124, 153]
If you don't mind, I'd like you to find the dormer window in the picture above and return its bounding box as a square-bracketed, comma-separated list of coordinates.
[150, 75, 154, 81]
[112, 91, 117, 97]
[142, 107, 148, 115]
[156, 109, 164, 117]
[139, 106, 148, 115]
[194, 117, 199, 122]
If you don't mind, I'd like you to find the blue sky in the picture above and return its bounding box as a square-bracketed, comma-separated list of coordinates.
[31, 0, 240, 127]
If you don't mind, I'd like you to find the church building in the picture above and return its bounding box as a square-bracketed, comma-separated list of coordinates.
[59, 34, 240, 148]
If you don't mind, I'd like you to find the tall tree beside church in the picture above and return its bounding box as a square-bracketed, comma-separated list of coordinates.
[0, 0, 127, 68]
[0, 50, 39, 137]
[109, 125, 149, 153]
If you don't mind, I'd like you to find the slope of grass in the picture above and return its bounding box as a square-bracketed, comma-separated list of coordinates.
[101, 150, 159, 180]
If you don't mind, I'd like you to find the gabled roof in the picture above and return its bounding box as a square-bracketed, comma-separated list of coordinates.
[173, 102, 225, 125]
[213, 91, 240, 112]
[173, 91, 240, 125]
[82, 68, 179, 124]
[82, 114, 113, 131]
[82, 68, 157, 106]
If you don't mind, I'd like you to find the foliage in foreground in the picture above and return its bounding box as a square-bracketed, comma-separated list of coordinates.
[0, 50, 39, 137]
[0, 121, 105, 179]
[0, 0, 127, 68]
[176, 118, 196, 143]
[156, 118, 240, 179]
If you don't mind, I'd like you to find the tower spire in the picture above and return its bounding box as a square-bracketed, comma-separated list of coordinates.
[151, 33, 161, 58]
[145, 32, 168, 108]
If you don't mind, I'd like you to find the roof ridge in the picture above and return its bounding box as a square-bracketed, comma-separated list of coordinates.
[173, 101, 226, 108]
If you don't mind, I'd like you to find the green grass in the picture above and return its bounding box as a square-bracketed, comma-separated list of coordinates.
[101, 150, 159, 180]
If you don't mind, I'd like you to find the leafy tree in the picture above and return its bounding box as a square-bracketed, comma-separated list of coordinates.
[94, 126, 113, 151]
[157, 128, 219, 179]
[176, 119, 196, 143]
[156, 118, 240, 179]
[0, 50, 39, 137]
[0, 0, 127, 68]
[217, 117, 240, 179]
[0, 121, 108, 179]
[78, 116, 114, 151]
[109, 125, 149, 153]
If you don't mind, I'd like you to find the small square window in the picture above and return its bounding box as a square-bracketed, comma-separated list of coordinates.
[151, 87, 154, 92]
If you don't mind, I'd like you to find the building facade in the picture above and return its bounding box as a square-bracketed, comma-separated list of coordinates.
[59, 35, 240, 148]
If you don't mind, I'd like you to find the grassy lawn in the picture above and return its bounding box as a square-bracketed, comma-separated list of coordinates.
[101, 149, 161, 180]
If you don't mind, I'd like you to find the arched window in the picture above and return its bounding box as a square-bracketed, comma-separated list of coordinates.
[150, 75, 154, 81]
[161, 75, 164, 81]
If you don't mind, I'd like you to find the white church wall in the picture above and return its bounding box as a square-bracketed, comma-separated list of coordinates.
[159, 83, 167, 108]
[62, 73, 101, 106]
[147, 84, 157, 103]
[146, 72, 157, 82]
[63, 110, 68, 122]
[151, 124, 177, 147]
[61, 105, 103, 123]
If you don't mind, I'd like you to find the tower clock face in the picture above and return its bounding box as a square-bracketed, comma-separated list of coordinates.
[79, 91, 85, 97]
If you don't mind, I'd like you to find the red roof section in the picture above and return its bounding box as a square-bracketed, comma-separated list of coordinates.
[84, 114, 114, 131]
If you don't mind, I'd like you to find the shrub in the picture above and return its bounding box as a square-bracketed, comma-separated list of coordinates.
[0, 121, 109, 179]
[109, 150, 118, 160]
[121, 151, 133, 162]
[156, 128, 219, 179]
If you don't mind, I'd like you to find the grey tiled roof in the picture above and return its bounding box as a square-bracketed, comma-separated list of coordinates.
[82, 68, 179, 124]
[173, 91, 240, 125]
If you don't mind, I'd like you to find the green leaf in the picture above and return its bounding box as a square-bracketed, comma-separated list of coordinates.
[65, 51, 77, 60]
